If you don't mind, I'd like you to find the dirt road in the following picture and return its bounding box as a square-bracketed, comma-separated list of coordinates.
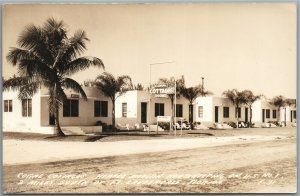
[3, 127, 297, 193]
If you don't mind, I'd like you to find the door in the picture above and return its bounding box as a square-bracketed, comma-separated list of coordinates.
[215, 106, 219, 123]
[49, 113, 55, 125]
[141, 102, 147, 123]
[262, 109, 265, 123]
[290, 111, 293, 122]
[245, 108, 248, 122]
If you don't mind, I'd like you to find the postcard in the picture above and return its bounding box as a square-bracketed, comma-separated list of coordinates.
[2, 3, 297, 194]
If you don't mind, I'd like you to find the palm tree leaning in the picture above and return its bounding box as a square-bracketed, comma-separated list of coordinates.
[181, 84, 213, 126]
[222, 89, 247, 127]
[3, 18, 104, 136]
[242, 90, 262, 126]
[269, 95, 287, 126]
[94, 72, 132, 129]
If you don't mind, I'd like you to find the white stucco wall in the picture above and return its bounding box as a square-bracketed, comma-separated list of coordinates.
[279, 106, 296, 124]
[195, 96, 213, 123]
[3, 90, 54, 134]
[115, 91, 139, 125]
[252, 100, 280, 123]
[251, 100, 262, 122]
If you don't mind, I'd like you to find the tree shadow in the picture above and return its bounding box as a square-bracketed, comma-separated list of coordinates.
[187, 132, 215, 136]
[84, 135, 108, 142]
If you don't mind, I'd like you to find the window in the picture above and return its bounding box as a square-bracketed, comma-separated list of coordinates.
[22, 99, 32, 117]
[63, 99, 79, 117]
[235, 107, 241, 118]
[293, 111, 297, 119]
[176, 104, 183, 117]
[94, 101, 108, 117]
[122, 103, 127, 117]
[155, 103, 164, 117]
[4, 100, 12, 112]
[223, 107, 229, 118]
[266, 109, 270, 118]
[272, 110, 277, 119]
[198, 106, 203, 118]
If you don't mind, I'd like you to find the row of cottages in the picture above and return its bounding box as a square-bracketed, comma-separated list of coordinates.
[195, 97, 297, 126]
[3, 87, 297, 134]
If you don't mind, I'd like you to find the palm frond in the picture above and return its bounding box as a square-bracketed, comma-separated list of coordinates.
[60, 56, 104, 76]
[7, 48, 39, 65]
[62, 78, 87, 100]
[17, 82, 39, 99]
[2, 76, 39, 99]
[17, 24, 54, 63]
[269, 95, 287, 108]
[44, 18, 66, 34]
[57, 30, 90, 64]
[3, 77, 29, 91]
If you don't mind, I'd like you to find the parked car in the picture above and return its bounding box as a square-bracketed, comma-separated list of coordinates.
[238, 121, 250, 128]
[226, 121, 237, 128]
[174, 120, 191, 130]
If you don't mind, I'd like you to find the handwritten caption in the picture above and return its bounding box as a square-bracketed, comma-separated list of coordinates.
[16, 172, 282, 187]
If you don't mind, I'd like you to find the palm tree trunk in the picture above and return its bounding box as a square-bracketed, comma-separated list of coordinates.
[55, 107, 65, 137]
[112, 98, 116, 130]
[249, 106, 252, 125]
[189, 103, 193, 126]
[278, 107, 281, 125]
[284, 107, 286, 126]
[236, 105, 239, 128]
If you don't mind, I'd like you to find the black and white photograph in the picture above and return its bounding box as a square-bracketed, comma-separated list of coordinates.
[1, 3, 297, 194]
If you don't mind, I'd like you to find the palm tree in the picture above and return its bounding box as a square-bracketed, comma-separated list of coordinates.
[156, 76, 185, 122]
[3, 18, 104, 136]
[181, 84, 213, 125]
[269, 95, 287, 126]
[242, 90, 262, 125]
[133, 83, 144, 91]
[94, 72, 132, 128]
[222, 89, 247, 126]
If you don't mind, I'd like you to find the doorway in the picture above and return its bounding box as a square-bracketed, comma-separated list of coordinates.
[141, 102, 147, 123]
[245, 108, 248, 122]
[262, 109, 265, 123]
[215, 106, 219, 123]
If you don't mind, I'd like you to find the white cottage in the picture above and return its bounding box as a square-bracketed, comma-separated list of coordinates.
[3, 86, 112, 134]
[194, 96, 249, 127]
[194, 96, 297, 127]
[251, 98, 297, 125]
[115, 90, 190, 125]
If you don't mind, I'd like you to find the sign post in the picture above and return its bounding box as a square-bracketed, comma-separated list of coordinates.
[149, 61, 175, 135]
[150, 84, 176, 134]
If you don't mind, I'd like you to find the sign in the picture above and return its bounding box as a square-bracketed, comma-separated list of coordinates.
[157, 116, 171, 122]
[71, 94, 80, 98]
[154, 94, 168, 98]
[149, 84, 175, 96]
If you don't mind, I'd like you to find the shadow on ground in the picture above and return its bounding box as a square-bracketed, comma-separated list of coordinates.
[187, 132, 215, 136]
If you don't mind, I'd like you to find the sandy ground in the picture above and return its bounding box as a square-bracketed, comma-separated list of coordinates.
[3, 134, 289, 165]
[3, 127, 297, 193]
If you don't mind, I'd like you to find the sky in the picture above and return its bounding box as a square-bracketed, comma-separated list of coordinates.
[2, 3, 297, 98]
